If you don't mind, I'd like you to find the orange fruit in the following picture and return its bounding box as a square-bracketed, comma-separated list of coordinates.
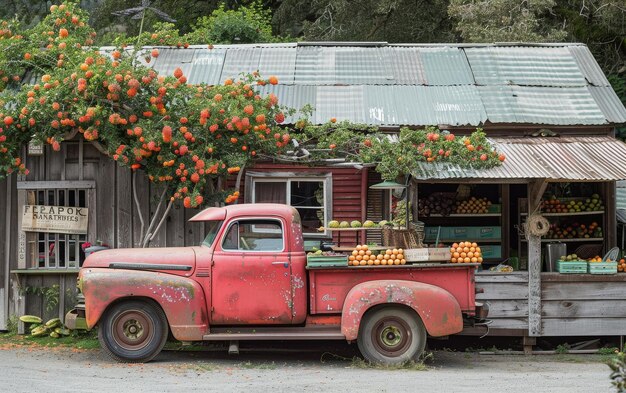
[477, 257, 483, 263]
[358, 250, 365, 256]
[401, 259, 406, 265]
[367, 259, 374, 265]
[365, 250, 372, 256]
[460, 252, 467, 258]
[451, 258, 457, 263]
[356, 245, 363, 251]
[359, 260, 367, 266]
[452, 243, 459, 249]
[362, 245, 369, 251]
[349, 255, 355, 261]
[394, 259, 401, 265]
[385, 249, 392, 255]
[471, 242, 478, 248]
[374, 259, 380, 265]
[467, 252, 474, 258]
[471, 257, 478, 263]
[356, 255, 363, 261]
[453, 252, 460, 258]
[352, 250, 358, 256]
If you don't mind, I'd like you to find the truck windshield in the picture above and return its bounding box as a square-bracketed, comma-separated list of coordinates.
[202, 221, 223, 247]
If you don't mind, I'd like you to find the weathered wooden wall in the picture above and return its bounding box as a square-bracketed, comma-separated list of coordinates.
[474, 272, 529, 333]
[541, 274, 626, 335]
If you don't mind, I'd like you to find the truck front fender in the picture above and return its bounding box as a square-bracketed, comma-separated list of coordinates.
[341, 280, 463, 341]
[81, 268, 208, 341]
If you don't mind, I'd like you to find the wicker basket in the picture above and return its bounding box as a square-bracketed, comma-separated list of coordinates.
[382, 227, 421, 249]
[573, 244, 603, 260]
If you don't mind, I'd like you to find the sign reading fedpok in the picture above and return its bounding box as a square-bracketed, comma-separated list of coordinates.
[21, 205, 89, 234]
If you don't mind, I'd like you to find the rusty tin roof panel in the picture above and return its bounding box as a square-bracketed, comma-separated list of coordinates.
[465, 46, 587, 87]
[412, 137, 626, 181]
[187, 48, 226, 85]
[478, 86, 607, 125]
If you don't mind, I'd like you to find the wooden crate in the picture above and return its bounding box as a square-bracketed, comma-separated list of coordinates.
[588, 261, 617, 275]
[556, 260, 587, 274]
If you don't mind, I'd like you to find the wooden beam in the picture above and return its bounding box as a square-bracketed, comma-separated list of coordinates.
[1, 175, 12, 330]
[527, 179, 548, 337]
[17, 180, 95, 190]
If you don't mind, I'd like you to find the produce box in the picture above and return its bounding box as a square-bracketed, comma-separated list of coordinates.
[588, 261, 617, 275]
[404, 248, 429, 262]
[404, 248, 451, 262]
[487, 204, 501, 213]
[429, 248, 452, 261]
[476, 226, 502, 239]
[306, 255, 348, 267]
[480, 245, 502, 259]
[556, 260, 587, 274]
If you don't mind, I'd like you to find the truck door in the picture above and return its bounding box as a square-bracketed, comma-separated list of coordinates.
[211, 218, 293, 324]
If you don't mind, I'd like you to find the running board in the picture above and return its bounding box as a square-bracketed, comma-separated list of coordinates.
[203, 326, 345, 341]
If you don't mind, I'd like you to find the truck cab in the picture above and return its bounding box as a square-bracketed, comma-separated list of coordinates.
[67, 203, 483, 364]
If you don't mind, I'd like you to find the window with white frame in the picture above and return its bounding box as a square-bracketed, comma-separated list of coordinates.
[248, 173, 331, 236]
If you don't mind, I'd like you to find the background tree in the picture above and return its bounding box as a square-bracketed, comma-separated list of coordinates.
[273, 0, 455, 42]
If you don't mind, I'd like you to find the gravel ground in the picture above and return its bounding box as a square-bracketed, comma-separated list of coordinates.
[0, 342, 614, 393]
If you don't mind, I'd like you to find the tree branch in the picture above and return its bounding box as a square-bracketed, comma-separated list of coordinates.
[132, 171, 145, 246]
[141, 185, 168, 247]
[148, 199, 173, 243]
[233, 163, 246, 204]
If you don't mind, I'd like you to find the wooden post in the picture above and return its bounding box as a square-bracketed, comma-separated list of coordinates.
[527, 179, 548, 337]
[1, 175, 11, 331]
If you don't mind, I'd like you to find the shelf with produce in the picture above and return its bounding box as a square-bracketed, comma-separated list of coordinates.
[425, 238, 502, 244]
[520, 211, 604, 217]
[425, 213, 501, 218]
[320, 227, 387, 232]
[520, 238, 604, 243]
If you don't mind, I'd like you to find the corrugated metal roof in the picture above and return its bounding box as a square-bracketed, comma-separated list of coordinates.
[568, 46, 610, 86]
[588, 86, 626, 123]
[151, 48, 195, 78]
[419, 47, 474, 85]
[220, 47, 262, 83]
[133, 43, 626, 127]
[412, 137, 626, 181]
[188, 48, 226, 85]
[258, 47, 296, 84]
[388, 47, 424, 85]
[478, 86, 607, 125]
[464, 46, 586, 87]
[255, 84, 316, 123]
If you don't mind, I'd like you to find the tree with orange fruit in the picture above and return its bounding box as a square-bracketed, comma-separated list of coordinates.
[0, 1, 290, 247]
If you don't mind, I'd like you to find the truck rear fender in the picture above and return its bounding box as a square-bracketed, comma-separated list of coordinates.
[341, 280, 463, 340]
[81, 268, 208, 341]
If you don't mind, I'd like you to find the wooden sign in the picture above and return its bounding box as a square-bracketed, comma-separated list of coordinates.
[28, 140, 44, 156]
[21, 205, 89, 234]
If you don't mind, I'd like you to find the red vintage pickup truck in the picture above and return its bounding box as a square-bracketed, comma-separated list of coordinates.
[66, 203, 485, 364]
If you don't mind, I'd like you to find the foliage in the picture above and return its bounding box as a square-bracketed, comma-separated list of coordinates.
[274, 0, 454, 42]
[448, 0, 567, 43]
[186, 2, 282, 44]
[608, 351, 626, 392]
[290, 121, 505, 181]
[0, 1, 290, 209]
[21, 285, 60, 311]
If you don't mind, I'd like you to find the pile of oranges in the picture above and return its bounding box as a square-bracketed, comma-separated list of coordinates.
[348, 245, 406, 266]
[450, 241, 483, 264]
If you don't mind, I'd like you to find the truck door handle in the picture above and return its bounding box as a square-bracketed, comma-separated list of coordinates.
[272, 261, 289, 267]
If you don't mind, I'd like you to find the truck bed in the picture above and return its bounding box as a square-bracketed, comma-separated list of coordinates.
[307, 263, 479, 315]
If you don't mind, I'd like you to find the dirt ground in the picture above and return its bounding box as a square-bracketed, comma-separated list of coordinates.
[0, 340, 615, 392]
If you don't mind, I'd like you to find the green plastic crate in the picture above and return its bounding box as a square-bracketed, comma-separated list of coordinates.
[556, 260, 587, 274]
[306, 255, 348, 267]
[588, 261, 617, 275]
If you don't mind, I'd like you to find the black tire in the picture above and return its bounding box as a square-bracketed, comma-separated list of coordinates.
[357, 306, 427, 365]
[98, 300, 168, 363]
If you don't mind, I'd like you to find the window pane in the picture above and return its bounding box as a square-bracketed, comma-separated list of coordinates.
[290, 181, 323, 207]
[255, 182, 286, 203]
[222, 220, 283, 251]
[297, 208, 323, 234]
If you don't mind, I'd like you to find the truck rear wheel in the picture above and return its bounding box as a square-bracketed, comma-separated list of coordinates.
[98, 300, 168, 363]
[357, 306, 426, 365]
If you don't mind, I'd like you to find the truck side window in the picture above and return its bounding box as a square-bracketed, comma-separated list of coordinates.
[222, 219, 284, 251]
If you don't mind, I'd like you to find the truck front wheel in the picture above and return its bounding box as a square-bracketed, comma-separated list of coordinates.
[357, 306, 426, 365]
[98, 300, 168, 363]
